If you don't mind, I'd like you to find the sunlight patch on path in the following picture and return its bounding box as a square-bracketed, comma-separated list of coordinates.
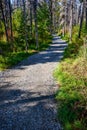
[0, 35, 67, 130]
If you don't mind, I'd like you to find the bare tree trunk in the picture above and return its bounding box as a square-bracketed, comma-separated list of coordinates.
[30, 0, 33, 36]
[69, 0, 73, 42]
[22, 0, 28, 51]
[49, 0, 53, 34]
[78, 2, 84, 38]
[8, 0, 13, 41]
[64, 0, 67, 34]
[61, 0, 67, 36]
[33, 0, 39, 49]
[85, 0, 87, 29]
[78, 5, 81, 24]
[0, 0, 9, 42]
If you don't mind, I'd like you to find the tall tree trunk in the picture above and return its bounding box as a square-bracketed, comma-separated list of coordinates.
[69, 0, 73, 42]
[85, 0, 87, 29]
[0, 0, 9, 42]
[78, 5, 81, 24]
[64, 0, 67, 34]
[30, 0, 33, 36]
[49, 0, 53, 34]
[22, 0, 28, 51]
[78, 2, 84, 38]
[61, 0, 66, 36]
[8, 0, 13, 41]
[34, 0, 39, 49]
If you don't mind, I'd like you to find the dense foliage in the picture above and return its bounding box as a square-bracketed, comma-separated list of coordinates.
[0, 0, 58, 70]
[54, 25, 87, 130]
[54, 1, 87, 128]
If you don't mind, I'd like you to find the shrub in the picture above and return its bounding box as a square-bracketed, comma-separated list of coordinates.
[54, 25, 87, 129]
[54, 58, 87, 130]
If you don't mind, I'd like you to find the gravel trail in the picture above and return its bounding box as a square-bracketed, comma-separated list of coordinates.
[0, 35, 67, 130]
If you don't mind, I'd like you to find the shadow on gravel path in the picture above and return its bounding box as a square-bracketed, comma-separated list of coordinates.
[16, 40, 67, 68]
[0, 35, 67, 130]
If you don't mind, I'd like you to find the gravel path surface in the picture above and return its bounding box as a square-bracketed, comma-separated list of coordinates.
[0, 35, 67, 130]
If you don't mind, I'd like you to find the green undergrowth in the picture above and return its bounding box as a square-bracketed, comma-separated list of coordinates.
[0, 37, 52, 70]
[0, 50, 37, 70]
[54, 27, 87, 130]
[54, 52, 87, 130]
[54, 57, 87, 129]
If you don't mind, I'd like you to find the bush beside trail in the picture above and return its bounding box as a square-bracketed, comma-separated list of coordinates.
[54, 26, 87, 130]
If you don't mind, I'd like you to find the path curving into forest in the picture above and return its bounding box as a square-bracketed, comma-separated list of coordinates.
[0, 35, 67, 130]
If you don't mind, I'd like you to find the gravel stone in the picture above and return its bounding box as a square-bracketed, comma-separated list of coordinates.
[0, 35, 67, 130]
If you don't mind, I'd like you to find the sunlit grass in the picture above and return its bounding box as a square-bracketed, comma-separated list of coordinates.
[54, 57, 87, 130]
[0, 37, 52, 70]
[54, 26, 87, 130]
[0, 50, 36, 70]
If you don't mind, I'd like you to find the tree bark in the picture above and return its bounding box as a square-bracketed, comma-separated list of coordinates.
[78, 2, 84, 38]
[85, 0, 87, 29]
[30, 0, 33, 36]
[33, 0, 39, 49]
[0, 0, 9, 42]
[69, 0, 73, 42]
[22, 0, 28, 51]
[49, 0, 53, 34]
[8, 0, 13, 41]
[78, 5, 81, 24]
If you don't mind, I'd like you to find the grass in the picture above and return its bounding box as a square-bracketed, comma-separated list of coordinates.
[0, 36, 52, 70]
[54, 27, 87, 130]
[54, 54, 87, 130]
[0, 50, 37, 70]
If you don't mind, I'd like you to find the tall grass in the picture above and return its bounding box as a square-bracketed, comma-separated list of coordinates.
[54, 26, 87, 130]
[0, 36, 52, 70]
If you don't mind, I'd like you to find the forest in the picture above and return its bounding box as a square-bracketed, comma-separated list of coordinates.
[0, 0, 59, 69]
[54, 0, 87, 129]
[0, 0, 87, 130]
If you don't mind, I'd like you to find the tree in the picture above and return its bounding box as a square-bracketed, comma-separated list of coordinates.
[69, 0, 73, 41]
[0, 0, 9, 41]
[85, 0, 87, 29]
[33, 0, 39, 49]
[22, 0, 28, 51]
[8, 0, 13, 44]
[30, 0, 33, 36]
[78, 0, 84, 38]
